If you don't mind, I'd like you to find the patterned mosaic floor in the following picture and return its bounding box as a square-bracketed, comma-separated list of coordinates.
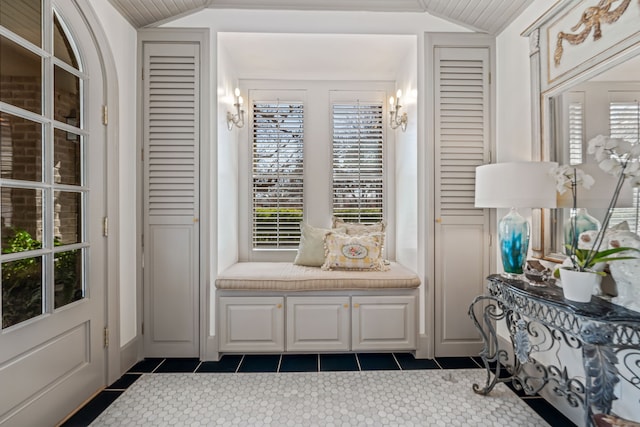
[61, 354, 575, 426]
[88, 369, 548, 426]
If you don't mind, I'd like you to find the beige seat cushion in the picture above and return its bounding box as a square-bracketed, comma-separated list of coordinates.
[215, 262, 420, 291]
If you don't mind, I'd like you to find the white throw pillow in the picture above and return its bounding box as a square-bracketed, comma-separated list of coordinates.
[294, 222, 344, 267]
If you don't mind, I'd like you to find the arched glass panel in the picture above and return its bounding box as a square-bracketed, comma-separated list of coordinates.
[53, 14, 78, 69]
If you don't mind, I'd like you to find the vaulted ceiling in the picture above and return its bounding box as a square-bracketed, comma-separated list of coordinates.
[108, 0, 534, 35]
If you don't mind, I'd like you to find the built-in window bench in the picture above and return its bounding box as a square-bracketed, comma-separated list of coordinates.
[215, 262, 420, 353]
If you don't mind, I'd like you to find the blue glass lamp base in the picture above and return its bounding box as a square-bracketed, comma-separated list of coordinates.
[499, 208, 530, 276]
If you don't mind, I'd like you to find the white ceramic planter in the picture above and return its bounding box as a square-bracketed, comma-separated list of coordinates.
[559, 268, 601, 303]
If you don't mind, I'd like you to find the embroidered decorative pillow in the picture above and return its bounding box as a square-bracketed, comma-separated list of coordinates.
[321, 232, 388, 271]
[294, 222, 346, 267]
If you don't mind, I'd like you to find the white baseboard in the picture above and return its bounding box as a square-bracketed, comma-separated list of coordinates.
[202, 336, 219, 361]
[120, 337, 142, 374]
[415, 334, 433, 359]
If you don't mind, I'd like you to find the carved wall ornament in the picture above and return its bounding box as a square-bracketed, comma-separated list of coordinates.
[554, 0, 634, 67]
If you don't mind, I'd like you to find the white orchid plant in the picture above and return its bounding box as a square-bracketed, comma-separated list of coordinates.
[551, 135, 640, 273]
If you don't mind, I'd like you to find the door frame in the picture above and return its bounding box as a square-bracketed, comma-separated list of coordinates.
[76, 0, 122, 384]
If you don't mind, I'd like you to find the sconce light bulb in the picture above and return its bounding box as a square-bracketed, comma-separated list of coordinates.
[234, 87, 240, 97]
[396, 89, 402, 99]
[389, 96, 395, 106]
[238, 96, 244, 105]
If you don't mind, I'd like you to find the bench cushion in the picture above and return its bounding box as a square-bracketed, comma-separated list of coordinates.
[215, 262, 420, 291]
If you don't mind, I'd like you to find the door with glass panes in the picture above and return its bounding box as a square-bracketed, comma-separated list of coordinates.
[0, 1, 107, 425]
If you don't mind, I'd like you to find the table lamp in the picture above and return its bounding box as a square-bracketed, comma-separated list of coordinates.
[475, 162, 558, 277]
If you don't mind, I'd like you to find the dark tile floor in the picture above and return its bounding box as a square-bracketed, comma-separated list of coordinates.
[60, 353, 576, 427]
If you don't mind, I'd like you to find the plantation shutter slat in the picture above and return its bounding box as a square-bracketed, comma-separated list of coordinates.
[332, 102, 384, 223]
[435, 49, 489, 218]
[252, 101, 304, 248]
[146, 48, 198, 218]
[609, 96, 640, 233]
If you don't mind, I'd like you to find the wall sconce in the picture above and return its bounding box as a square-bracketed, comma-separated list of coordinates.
[227, 87, 245, 131]
[388, 89, 408, 132]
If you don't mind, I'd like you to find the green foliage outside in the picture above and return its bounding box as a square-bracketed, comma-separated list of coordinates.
[254, 207, 303, 247]
[2, 228, 80, 328]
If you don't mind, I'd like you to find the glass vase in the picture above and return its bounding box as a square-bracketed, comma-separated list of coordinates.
[499, 208, 530, 276]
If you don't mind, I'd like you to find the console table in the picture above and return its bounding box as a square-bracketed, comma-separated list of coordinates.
[468, 275, 640, 427]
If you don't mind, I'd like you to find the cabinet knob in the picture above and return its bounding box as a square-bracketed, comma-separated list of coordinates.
[343, 304, 349, 308]
[353, 303, 360, 308]
[277, 304, 282, 309]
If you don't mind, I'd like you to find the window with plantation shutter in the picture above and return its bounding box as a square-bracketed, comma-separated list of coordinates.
[609, 95, 640, 233]
[252, 100, 304, 248]
[332, 101, 384, 223]
[567, 96, 585, 165]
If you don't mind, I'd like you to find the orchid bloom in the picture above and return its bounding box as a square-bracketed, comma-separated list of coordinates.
[550, 164, 594, 194]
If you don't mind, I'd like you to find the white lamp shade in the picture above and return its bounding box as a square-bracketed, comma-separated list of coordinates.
[475, 162, 558, 209]
[556, 162, 633, 208]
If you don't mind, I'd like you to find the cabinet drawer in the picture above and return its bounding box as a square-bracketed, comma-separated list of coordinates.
[219, 297, 284, 352]
[286, 296, 350, 351]
[351, 296, 416, 351]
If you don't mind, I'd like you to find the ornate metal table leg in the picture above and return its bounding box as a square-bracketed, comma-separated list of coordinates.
[580, 322, 619, 427]
[468, 295, 512, 395]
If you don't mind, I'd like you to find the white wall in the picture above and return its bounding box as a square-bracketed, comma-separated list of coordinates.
[87, 0, 138, 347]
[394, 42, 420, 329]
[496, 0, 557, 163]
[394, 43, 419, 271]
[217, 38, 240, 273]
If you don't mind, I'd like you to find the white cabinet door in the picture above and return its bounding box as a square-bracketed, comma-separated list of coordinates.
[219, 297, 284, 352]
[351, 296, 416, 351]
[286, 297, 350, 352]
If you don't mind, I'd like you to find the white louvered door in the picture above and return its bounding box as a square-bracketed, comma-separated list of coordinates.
[143, 42, 200, 357]
[433, 46, 491, 356]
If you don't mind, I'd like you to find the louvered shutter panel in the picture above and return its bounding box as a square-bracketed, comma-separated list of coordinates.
[252, 100, 304, 248]
[332, 102, 384, 223]
[435, 48, 490, 218]
[609, 96, 640, 233]
[433, 45, 491, 357]
[146, 48, 198, 218]
[142, 42, 200, 357]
